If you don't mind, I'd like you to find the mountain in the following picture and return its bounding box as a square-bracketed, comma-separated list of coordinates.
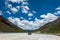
[0, 15, 60, 34]
[0, 15, 38, 33]
[38, 17, 60, 34]
[0, 15, 26, 32]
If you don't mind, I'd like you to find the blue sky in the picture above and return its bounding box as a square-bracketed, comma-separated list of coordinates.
[29, 0, 60, 13]
[0, 0, 60, 30]
[0, 0, 60, 19]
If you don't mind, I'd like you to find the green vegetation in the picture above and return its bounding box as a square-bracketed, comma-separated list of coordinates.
[39, 18, 60, 34]
[40, 24, 60, 33]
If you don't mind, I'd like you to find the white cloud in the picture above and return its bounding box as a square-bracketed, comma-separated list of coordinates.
[5, 1, 19, 14]
[0, 11, 2, 15]
[7, 0, 21, 3]
[56, 7, 60, 10]
[7, 4, 12, 8]
[7, 0, 28, 3]
[6, 11, 11, 14]
[8, 17, 15, 24]
[28, 12, 33, 17]
[40, 13, 58, 23]
[34, 18, 45, 26]
[5, 2, 12, 8]
[28, 13, 33, 17]
[57, 11, 60, 13]
[56, 11, 60, 14]
[22, 8, 28, 13]
[8, 17, 45, 30]
[22, 1, 29, 5]
[6, 0, 59, 30]
[10, 7, 18, 13]
[5, 0, 30, 14]
[21, 5, 30, 14]
[54, 7, 60, 15]
[16, 6, 21, 9]
[8, 13, 58, 30]
[23, 6, 30, 10]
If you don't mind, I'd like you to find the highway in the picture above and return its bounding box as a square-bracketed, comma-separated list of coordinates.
[0, 33, 60, 40]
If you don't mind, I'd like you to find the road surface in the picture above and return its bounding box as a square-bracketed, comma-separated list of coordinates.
[0, 33, 60, 40]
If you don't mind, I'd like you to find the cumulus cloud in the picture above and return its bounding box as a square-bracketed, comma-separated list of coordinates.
[8, 13, 58, 30]
[16, 6, 21, 9]
[10, 7, 18, 13]
[5, 0, 30, 14]
[56, 7, 60, 10]
[5, 1, 19, 14]
[34, 18, 45, 26]
[5, 0, 36, 15]
[40, 13, 58, 23]
[28, 12, 33, 17]
[8, 17, 15, 24]
[22, 1, 29, 5]
[5, 2, 12, 8]
[54, 7, 60, 15]
[7, 4, 12, 8]
[6, 0, 58, 30]
[21, 6, 29, 13]
[8, 17, 45, 30]
[22, 8, 28, 13]
[5, 2, 19, 14]
[57, 11, 60, 14]
[7, 0, 28, 3]
[23, 6, 30, 10]
[7, 0, 21, 3]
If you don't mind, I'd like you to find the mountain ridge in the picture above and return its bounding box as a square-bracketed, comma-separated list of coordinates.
[0, 15, 60, 33]
[38, 17, 60, 33]
[0, 15, 26, 32]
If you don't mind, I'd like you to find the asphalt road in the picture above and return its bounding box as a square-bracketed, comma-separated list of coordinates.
[0, 33, 60, 40]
